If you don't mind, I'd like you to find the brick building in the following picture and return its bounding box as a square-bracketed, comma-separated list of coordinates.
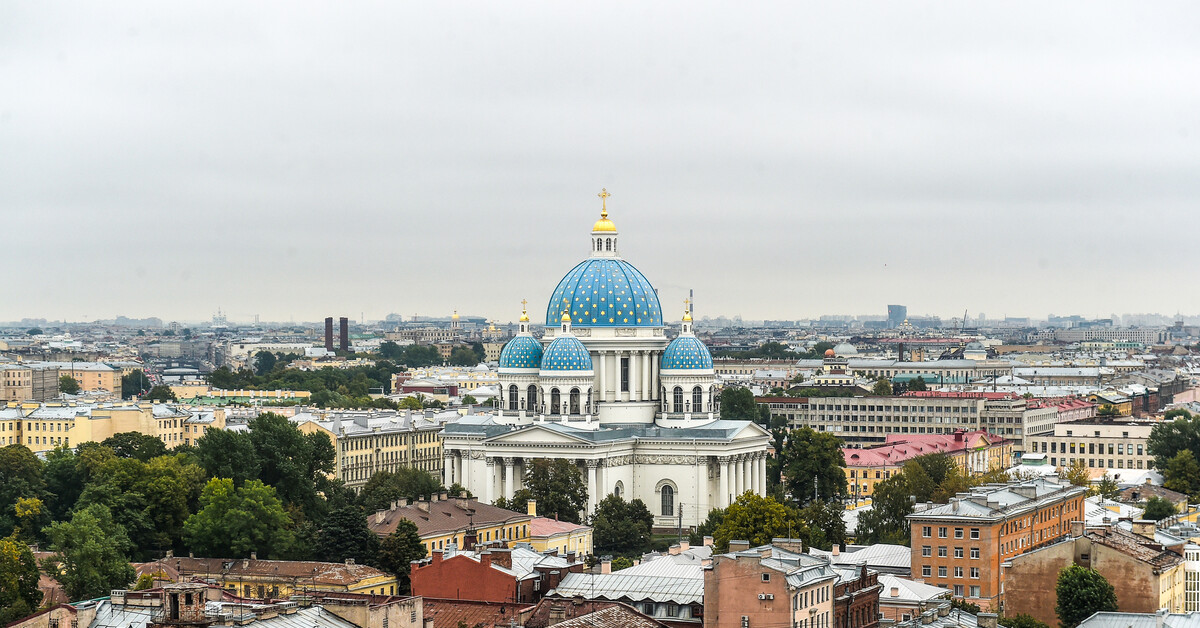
[705, 540, 838, 628]
[410, 545, 584, 604]
[832, 564, 881, 628]
[907, 478, 1087, 611]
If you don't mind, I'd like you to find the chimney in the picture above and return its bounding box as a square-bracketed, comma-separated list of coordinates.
[439, 491, 448, 501]
[670, 545, 681, 556]
[481, 553, 492, 568]
[703, 536, 714, 547]
[376, 510, 387, 524]
[679, 541, 689, 552]
[600, 558, 611, 574]
[528, 499, 538, 517]
[1069, 520, 1085, 537]
[937, 604, 949, 617]
[1132, 520, 1157, 540]
[890, 587, 900, 597]
[548, 604, 567, 625]
[431, 493, 439, 502]
[832, 544, 840, 556]
[922, 611, 935, 625]
[760, 548, 772, 559]
[242, 558, 249, 569]
[432, 550, 443, 565]
[729, 540, 750, 553]
[165, 550, 173, 558]
[416, 500, 430, 513]
[771, 538, 805, 554]
[345, 558, 355, 565]
[250, 552, 257, 561]
[489, 549, 513, 570]
[978, 613, 998, 628]
[398, 498, 408, 508]
[1146, 477, 1153, 485]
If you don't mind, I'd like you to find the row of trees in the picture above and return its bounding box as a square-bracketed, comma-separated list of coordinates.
[207, 360, 404, 408]
[714, 341, 836, 360]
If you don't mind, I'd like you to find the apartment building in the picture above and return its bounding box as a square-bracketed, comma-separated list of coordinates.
[1025, 418, 1156, 473]
[367, 494, 532, 555]
[761, 392, 1054, 450]
[292, 410, 443, 488]
[723, 359, 1015, 385]
[844, 430, 1013, 499]
[705, 540, 840, 628]
[0, 401, 225, 452]
[0, 364, 60, 401]
[29, 362, 121, 395]
[907, 479, 1087, 611]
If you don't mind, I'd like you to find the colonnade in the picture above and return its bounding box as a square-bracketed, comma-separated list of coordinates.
[595, 348, 658, 402]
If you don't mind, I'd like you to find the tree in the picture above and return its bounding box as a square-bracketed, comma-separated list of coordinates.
[1096, 404, 1120, 417]
[59, 375, 81, 395]
[713, 492, 806, 551]
[379, 341, 404, 361]
[908, 376, 928, 392]
[1163, 449, 1200, 499]
[797, 500, 846, 551]
[43, 446, 86, 521]
[779, 428, 847, 502]
[245, 413, 334, 515]
[398, 396, 424, 410]
[448, 346, 480, 366]
[610, 556, 633, 571]
[689, 507, 726, 547]
[1149, 414, 1200, 470]
[854, 474, 912, 545]
[951, 599, 981, 614]
[513, 459, 588, 524]
[1055, 565, 1117, 628]
[44, 503, 136, 601]
[1060, 460, 1091, 489]
[591, 495, 654, 556]
[314, 505, 380, 565]
[377, 519, 426, 594]
[1143, 496, 1176, 521]
[870, 379, 892, 396]
[358, 468, 443, 511]
[120, 370, 151, 399]
[461, 395, 478, 406]
[183, 478, 294, 559]
[101, 431, 168, 462]
[1094, 474, 1120, 500]
[194, 429, 260, 486]
[998, 615, 1050, 628]
[0, 445, 47, 539]
[0, 535, 44, 623]
[143, 385, 178, 402]
[254, 351, 278, 376]
[719, 387, 759, 420]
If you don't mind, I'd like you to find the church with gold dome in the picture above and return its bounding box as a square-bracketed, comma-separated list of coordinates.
[441, 192, 770, 528]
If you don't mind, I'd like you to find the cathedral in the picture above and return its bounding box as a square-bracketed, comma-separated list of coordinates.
[442, 192, 770, 528]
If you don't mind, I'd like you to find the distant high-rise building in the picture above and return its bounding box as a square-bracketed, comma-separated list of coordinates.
[887, 305, 907, 328]
[324, 317, 334, 351]
[338, 317, 349, 351]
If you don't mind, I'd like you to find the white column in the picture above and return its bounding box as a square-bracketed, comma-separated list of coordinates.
[718, 457, 730, 508]
[744, 456, 752, 494]
[484, 457, 495, 504]
[597, 461, 607, 499]
[444, 453, 454, 486]
[751, 454, 761, 494]
[733, 455, 743, 497]
[759, 454, 768, 494]
[586, 460, 599, 514]
[698, 457, 710, 518]
[642, 352, 651, 401]
[503, 457, 515, 500]
[630, 350, 640, 401]
[651, 352, 659, 399]
[599, 351, 608, 402]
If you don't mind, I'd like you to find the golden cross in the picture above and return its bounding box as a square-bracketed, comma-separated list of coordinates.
[598, 188, 611, 216]
[684, 297, 690, 312]
[521, 298, 528, 311]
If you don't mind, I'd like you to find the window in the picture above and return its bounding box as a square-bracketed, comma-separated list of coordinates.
[970, 548, 980, 559]
[692, 386, 703, 411]
[970, 586, 980, 597]
[661, 484, 675, 516]
[938, 546, 947, 558]
[938, 566, 947, 578]
[673, 387, 684, 413]
[970, 567, 980, 579]
[762, 573, 771, 582]
[923, 526, 932, 538]
[970, 528, 980, 540]
[922, 546, 932, 557]
[621, 357, 630, 392]
[954, 547, 964, 558]
[954, 567, 963, 578]
[922, 565, 932, 577]
[938, 527, 948, 538]
[643, 603, 655, 615]
[955, 528, 964, 539]
[954, 585, 964, 596]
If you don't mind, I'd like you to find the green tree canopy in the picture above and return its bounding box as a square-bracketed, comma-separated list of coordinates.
[313, 505, 380, 565]
[688, 507, 726, 547]
[254, 351, 278, 376]
[718, 386, 759, 420]
[376, 519, 426, 594]
[59, 375, 81, 395]
[101, 431, 168, 462]
[854, 473, 912, 545]
[245, 413, 335, 515]
[194, 429, 261, 486]
[506, 459, 588, 524]
[1163, 449, 1200, 499]
[1143, 496, 1176, 521]
[358, 468, 443, 512]
[713, 492, 807, 552]
[1060, 459, 1091, 488]
[120, 370, 151, 399]
[590, 495, 654, 556]
[0, 535, 44, 624]
[44, 503, 136, 601]
[999, 615, 1050, 628]
[908, 376, 928, 391]
[183, 478, 295, 559]
[870, 379, 892, 396]
[779, 427, 847, 502]
[1055, 565, 1117, 628]
[143, 385, 178, 402]
[1148, 413, 1200, 470]
[0, 445, 47, 539]
[797, 499, 846, 551]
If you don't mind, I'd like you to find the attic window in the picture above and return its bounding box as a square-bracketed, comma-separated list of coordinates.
[762, 573, 771, 582]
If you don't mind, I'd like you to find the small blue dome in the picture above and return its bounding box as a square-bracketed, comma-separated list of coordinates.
[540, 335, 593, 371]
[546, 258, 662, 327]
[499, 335, 543, 370]
[661, 335, 714, 370]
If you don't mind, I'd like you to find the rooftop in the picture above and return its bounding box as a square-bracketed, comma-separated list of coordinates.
[367, 496, 531, 538]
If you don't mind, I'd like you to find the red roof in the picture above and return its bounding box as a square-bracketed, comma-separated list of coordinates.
[529, 517, 590, 537]
[900, 391, 1018, 400]
[843, 430, 1007, 468]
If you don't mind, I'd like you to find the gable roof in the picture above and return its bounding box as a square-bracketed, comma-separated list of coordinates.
[367, 497, 531, 538]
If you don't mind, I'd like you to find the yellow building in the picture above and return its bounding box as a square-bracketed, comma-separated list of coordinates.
[1088, 391, 1134, 417]
[1, 400, 226, 453]
[367, 494, 533, 555]
[30, 362, 122, 395]
[293, 409, 443, 488]
[843, 430, 1012, 499]
[525, 500, 593, 556]
[138, 556, 399, 598]
[169, 384, 313, 402]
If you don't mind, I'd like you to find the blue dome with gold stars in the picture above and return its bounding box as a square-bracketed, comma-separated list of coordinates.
[545, 258, 663, 327]
[498, 335, 543, 370]
[540, 335, 594, 372]
[661, 335, 714, 371]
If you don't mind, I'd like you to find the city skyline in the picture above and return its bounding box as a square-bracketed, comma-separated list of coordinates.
[4, 2, 1200, 322]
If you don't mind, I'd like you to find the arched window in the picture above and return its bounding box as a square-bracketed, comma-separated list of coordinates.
[605, 238, 612, 251]
[693, 386, 703, 411]
[569, 388, 580, 414]
[550, 388, 560, 415]
[528, 385, 538, 408]
[661, 484, 674, 516]
[508, 385, 518, 411]
[614, 481, 623, 498]
[673, 386, 684, 413]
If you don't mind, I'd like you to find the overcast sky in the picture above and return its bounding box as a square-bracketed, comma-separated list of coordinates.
[3, 2, 1199, 325]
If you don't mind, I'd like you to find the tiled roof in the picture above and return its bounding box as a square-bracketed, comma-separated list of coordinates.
[1084, 527, 1183, 569]
[140, 557, 391, 587]
[909, 479, 1085, 520]
[553, 604, 668, 628]
[367, 497, 531, 538]
[529, 517, 591, 537]
[421, 598, 531, 628]
[844, 430, 1006, 468]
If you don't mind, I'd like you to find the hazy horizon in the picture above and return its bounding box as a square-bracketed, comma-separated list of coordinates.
[5, 2, 1199, 324]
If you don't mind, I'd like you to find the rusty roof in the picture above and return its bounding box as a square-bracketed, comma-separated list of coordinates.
[421, 597, 531, 628]
[368, 496, 531, 538]
[1084, 527, 1183, 570]
[139, 557, 393, 587]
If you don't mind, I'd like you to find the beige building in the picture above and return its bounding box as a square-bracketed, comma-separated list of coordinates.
[0, 401, 225, 452]
[1005, 522, 1186, 623]
[526, 500, 594, 556]
[0, 364, 60, 401]
[1026, 418, 1156, 474]
[29, 362, 121, 395]
[292, 410, 443, 488]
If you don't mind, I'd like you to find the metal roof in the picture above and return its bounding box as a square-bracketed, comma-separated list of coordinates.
[549, 573, 703, 605]
[1079, 612, 1200, 628]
